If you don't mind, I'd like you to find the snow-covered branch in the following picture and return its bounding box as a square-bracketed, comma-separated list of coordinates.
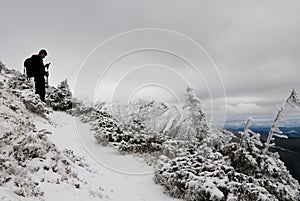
[263, 88, 300, 154]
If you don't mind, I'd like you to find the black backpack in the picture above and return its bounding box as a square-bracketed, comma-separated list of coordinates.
[24, 57, 35, 78]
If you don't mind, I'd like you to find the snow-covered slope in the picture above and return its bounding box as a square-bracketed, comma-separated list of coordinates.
[1, 62, 300, 201]
[0, 64, 180, 201]
[84, 98, 300, 201]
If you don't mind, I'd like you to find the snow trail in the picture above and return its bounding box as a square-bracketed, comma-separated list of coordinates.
[34, 111, 180, 201]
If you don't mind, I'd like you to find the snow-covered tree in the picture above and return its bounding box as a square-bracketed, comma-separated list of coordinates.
[155, 125, 300, 201]
[47, 79, 73, 111]
[286, 88, 300, 108]
[175, 86, 208, 141]
[239, 118, 252, 148]
[263, 88, 300, 154]
[239, 117, 263, 154]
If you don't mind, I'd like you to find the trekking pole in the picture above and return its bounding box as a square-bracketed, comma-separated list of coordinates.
[45, 63, 51, 88]
[45, 69, 48, 88]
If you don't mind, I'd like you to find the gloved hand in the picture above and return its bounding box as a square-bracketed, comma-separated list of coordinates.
[45, 63, 51, 68]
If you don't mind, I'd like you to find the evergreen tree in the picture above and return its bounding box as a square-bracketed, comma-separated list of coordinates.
[240, 117, 263, 153]
[175, 86, 208, 141]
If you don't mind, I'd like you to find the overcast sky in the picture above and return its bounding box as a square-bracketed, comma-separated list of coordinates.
[1, 0, 299, 126]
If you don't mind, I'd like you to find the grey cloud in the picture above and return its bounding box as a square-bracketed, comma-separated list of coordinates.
[0, 0, 299, 124]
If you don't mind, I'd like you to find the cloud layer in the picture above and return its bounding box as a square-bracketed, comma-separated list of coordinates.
[0, 0, 299, 125]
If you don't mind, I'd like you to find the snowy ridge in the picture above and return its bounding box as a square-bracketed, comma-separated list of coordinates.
[0, 68, 88, 199]
[1, 62, 300, 201]
[0, 63, 180, 201]
[74, 92, 300, 200]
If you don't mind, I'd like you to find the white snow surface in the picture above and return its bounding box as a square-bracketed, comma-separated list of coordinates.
[1, 65, 300, 201]
[34, 111, 179, 201]
[1, 111, 180, 201]
[0, 68, 180, 201]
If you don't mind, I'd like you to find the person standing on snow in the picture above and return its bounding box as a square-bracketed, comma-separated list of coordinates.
[31, 49, 50, 102]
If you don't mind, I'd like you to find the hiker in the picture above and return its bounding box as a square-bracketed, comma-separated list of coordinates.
[31, 49, 50, 102]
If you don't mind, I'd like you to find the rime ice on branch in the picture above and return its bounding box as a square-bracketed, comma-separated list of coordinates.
[239, 117, 263, 153]
[263, 88, 300, 154]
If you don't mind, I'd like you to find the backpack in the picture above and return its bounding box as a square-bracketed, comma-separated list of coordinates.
[24, 57, 35, 78]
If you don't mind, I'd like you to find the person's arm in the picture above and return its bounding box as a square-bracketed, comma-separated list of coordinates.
[44, 63, 50, 77]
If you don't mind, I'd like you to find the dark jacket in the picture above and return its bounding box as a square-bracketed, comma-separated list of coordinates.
[31, 54, 46, 79]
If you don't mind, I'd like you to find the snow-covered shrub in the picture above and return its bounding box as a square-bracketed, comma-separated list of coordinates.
[22, 93, 49, 118]
[13, 177, 44, 197]
[73, 101, 168, 154]
[4, 71, 51, 118]
[7, 74, 34, 91]
[160, 139, 187, 159]
[239, 118, 263, 154]
[154, 144, 227, 200]
[86, 86, 209, 156]
[80, 108, 125, 145]
[222, 142, 263, 177]
[0, 61, 4, 73]
[47, 79, 73, 111]
[92, 119, 126, 146]
[63, 149, 89, 168]
[106, 99, 170, 131]
[105, 86, 209, 142]
[0, 128, 87, 198]
[115, 117, 168, 154]
[71, 101, 96, 117]
[155, 127, 300, 201]
[0, 80, 3, 90]
[93, 121, 166, 154]
[117, 129, 167, 154]
[12, 131, 56, 161]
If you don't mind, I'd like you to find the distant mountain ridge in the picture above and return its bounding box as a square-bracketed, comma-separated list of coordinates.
[225, 126, 300, 138]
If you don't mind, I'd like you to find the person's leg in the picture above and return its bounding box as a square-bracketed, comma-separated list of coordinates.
[35, 80, 39, 95]
[40, 80, 45, 102]
[34, 78, 46, 102]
